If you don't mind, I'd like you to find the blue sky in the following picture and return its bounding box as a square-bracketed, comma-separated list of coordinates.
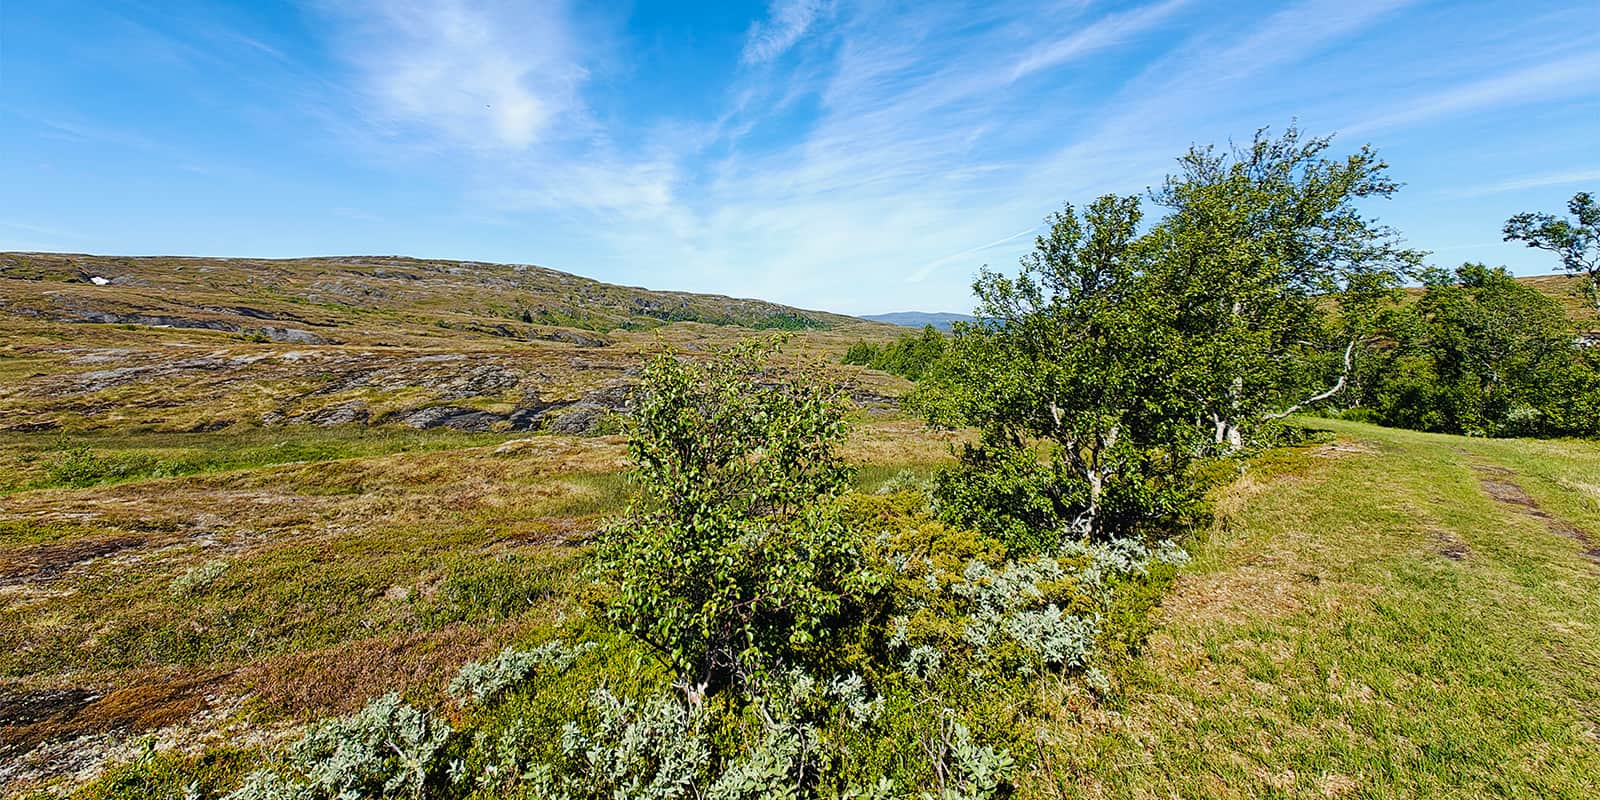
[2, 1, 1597, 315]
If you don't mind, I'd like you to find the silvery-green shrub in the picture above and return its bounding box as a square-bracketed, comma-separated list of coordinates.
[228, 693, 450, 800]
[448, 639, 592, 706]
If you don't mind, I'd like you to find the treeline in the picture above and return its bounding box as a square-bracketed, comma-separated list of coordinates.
[1338, 264, 1600, 438]
[842, 324, 946, 380]
[848, 189, 1600, 445]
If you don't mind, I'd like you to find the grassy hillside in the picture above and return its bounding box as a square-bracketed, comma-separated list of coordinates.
[1399, 273, 1598, 331]
[0, 252, 861, 336]
[5, 416, 1597, 795]
[0, 252, 905, 436]
[1050, 420, 1600, 798]
[1510, 274, 1598, 329]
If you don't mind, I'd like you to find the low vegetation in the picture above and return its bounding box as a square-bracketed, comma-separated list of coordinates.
[4, 131, 1598, 799]
[842, 325, 947, 381]
[1056, 420, 1600, 798]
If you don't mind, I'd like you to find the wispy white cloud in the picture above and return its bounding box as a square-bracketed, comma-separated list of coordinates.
[1193, 0, 1416, 86]
[1347, 51, 1600, 135]
[316, 0, 688, 227]
[908, 225, 1043, 283]
[1010, 0, 1189, 82]
[741, 0, 830, 66]
[326, 0, 589, 151]
[307, 0, 1594, 313]
[1449, 168, 1600, 199]
[588, 0, 1419, 310]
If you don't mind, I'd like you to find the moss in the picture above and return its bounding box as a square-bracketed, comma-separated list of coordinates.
[68, 746, 254, 800]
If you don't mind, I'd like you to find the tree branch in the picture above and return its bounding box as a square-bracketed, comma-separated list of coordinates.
[1264, 339, 1357, 421]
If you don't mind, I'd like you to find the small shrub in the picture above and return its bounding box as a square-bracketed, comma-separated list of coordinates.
[228, 694, 451, 800]
[875, 469, 933, 498]
[592, 338, 870, 693]
[170, 560, 230, 597]
[527, 688, 712, 800]
[448, 639, 593, 707]
[46, 441, 162, 487]
[925, 718, 1014, 800]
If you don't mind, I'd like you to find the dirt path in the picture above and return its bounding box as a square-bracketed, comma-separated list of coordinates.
[1472, 463, 1600, 563]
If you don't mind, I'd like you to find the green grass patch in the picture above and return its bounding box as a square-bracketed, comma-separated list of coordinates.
[1049, 420, 1600, 798]
[0, 428, 523, 492]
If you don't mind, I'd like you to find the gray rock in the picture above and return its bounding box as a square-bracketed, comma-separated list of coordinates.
[304, 401, 370, 426]
[439, 363, 523, 399]
[254, 327, 324, 344]
[543, 403, 612, 435]
[396, 406, 504, 432]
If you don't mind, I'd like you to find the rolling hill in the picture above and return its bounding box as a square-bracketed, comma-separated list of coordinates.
[0, 252, 905, 438]
[859, 311, 976, 332]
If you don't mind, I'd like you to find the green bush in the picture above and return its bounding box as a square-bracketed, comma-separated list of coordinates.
[592, 338, 870, 694]
[842, 326, 947, 381]
[46, 441, 163, 487]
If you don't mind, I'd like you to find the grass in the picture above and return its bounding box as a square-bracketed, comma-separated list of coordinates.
[0, 415, 950, 793]
[7, 393, 1600, 797]
[0, 428, 524, 493]
[1042, 420, 1600, 798]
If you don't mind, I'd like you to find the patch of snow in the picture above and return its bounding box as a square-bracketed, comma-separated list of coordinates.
[89, 276, 111, 286]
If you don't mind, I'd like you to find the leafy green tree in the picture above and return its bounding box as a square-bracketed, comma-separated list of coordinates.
[912, 127, 1426, 548]
[1354, 263, 1591, 436]
[1504, 191, 1600, 317]
[593, 339, 869, 696]
[842, 325, 947, 380]
[915, 196, 1201, 547]
[1144, 126, 1424, 449]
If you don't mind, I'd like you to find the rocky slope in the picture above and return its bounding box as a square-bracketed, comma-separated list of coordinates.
[0, 253, 904, 435]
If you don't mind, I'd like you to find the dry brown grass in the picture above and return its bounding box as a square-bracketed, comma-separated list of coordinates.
[0, 406, 947, 791]
[234, 624, 499, 718]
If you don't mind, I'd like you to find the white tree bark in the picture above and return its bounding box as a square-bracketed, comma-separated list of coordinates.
[1265, 339, 1357, 422]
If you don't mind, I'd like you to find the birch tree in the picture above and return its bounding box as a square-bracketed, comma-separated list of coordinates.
[914, 196, 1201, 547]
[1504, 191, 1600, 318]
[1145, 126, 1423, 450]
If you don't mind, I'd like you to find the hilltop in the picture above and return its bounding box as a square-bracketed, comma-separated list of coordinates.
[859, 311, 976, 332]
[1403, 273, 1598, 331]
[0, 252, 903, 438]
[0, 252, 864, 342]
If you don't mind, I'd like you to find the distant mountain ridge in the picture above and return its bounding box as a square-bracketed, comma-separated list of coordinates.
[859, 311, 975, 332]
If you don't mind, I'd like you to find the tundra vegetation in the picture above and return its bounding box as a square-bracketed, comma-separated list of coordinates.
[5, 134, 1600, 799]
[842, 325, 947, 381]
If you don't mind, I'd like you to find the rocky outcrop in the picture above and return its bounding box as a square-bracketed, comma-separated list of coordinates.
[373, 382, 634, 434]
[63, 310, 327, 344]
